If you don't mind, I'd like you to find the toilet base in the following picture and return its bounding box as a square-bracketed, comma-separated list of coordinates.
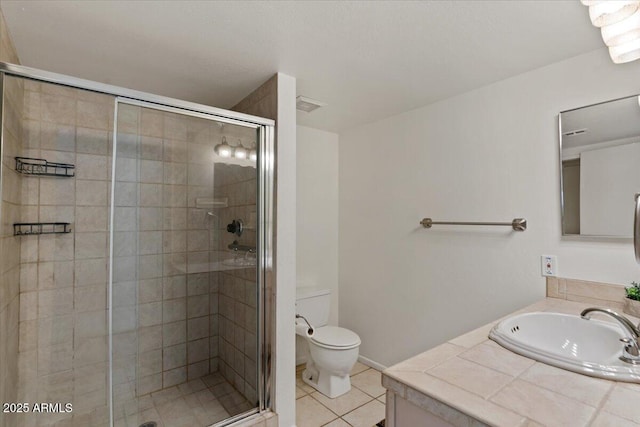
[302, 359, 352, 398]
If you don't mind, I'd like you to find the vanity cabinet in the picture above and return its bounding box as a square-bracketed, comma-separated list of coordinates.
[385, 391, 456, 427]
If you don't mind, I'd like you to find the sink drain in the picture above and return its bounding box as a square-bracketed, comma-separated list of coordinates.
[139, 422, 157, 427]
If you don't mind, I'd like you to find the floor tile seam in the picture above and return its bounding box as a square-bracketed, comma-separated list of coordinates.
[351, 367, 372, 378]
[307, 388, 380, 419]
[351, 367, 385, 398]
[337, 396, 384, 422]
[351, 366, 372, 376]
[318, 415, 342, 427]
[321, 417, 354, 427]
[349, 382, 384, 399]
[307, 391, 351, 417]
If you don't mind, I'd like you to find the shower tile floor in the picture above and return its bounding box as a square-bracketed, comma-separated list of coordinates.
[115, 373, 253, 427]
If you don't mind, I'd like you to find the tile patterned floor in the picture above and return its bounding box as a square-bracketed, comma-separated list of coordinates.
[115, 372, 253, 427]
[296, 362, 386, 427]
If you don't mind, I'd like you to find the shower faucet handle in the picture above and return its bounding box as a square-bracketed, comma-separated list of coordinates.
[226, 219, 244, 237]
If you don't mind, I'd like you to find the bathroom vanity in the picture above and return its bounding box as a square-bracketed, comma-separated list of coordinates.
[382, 280, 640, 426]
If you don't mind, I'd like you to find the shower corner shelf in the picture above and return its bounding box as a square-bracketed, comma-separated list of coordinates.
[195, 197, 229, 209]
[15, 157, 75, 177]
[14, 222, 72, 236]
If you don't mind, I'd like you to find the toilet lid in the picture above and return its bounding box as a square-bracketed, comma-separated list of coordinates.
[311, 326, 361, 348]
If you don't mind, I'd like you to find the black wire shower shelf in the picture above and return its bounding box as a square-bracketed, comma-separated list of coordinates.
[14, 222, 72, 236]
[15, 157, 75, 177]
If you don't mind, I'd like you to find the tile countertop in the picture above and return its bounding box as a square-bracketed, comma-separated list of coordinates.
[382, 297, 640, 427]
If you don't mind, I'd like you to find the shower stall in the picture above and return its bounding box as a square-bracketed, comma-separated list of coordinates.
[0, 63, 274, 427]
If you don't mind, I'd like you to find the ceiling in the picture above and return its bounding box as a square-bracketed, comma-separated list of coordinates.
[561, 95, 640, 149]
[0, 1, 604, 133]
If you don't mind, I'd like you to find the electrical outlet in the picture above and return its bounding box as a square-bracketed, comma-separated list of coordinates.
[541, 255, 557, 277]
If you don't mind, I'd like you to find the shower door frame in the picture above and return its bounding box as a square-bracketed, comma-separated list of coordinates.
[0, 62, 275, 427]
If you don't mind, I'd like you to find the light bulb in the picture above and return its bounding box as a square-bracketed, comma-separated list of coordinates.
[589, 1, 639, 27]
[249, 149, 257, 162]
[214, 136, 233, 158]
[233, 139, 247, 159]
[601, 8, 640, 46]
[608, 37, 640, 63]
[218, 146, 232, 157]
[235, 146, 247, 159]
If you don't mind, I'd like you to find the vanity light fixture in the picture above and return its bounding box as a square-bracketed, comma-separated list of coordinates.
[581, 0, 640, 63]
[234, 140, 248, 160]
[249, 142, 257, 162]
[216, 136, 257, 162]
[215, 136, 233, 158]
[609, 37, 640, 63]
[584, 0, 638, 27]
[601, 8, 640, 45]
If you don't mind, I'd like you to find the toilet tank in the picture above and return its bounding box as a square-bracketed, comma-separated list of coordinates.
[296, 287, 330, 327]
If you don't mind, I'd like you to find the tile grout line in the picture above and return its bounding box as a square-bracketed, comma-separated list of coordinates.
[515, 373, 611, 410]
[309, 385, 379, 419]
[304, 368, 376, 416]
[584, 383, 616, 427]
[297, 365, 386, 427]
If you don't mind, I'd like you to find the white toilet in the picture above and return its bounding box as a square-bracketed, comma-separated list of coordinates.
[296, 288, 361, 398]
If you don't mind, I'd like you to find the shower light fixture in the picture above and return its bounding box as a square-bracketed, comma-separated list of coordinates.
[581, 0, 640, 64]
[215, 136, 232, 158]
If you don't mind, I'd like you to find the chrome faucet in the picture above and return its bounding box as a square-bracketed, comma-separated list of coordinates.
[581, 307, 640, 364]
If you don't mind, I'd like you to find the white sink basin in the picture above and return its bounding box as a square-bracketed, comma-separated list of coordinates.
[489, 312, 640, 382]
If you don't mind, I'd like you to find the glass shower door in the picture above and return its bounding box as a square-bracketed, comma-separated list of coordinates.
[111, 100, 261, 427]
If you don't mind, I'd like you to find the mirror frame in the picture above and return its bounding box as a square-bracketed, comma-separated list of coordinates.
[558, 94, 640, 239]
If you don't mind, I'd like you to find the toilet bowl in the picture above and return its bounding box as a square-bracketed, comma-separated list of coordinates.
[301, 326, 361, 398]
[296, 288, 361, 398]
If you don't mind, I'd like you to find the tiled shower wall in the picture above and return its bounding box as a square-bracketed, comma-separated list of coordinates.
[1, 74, 23, 427]
[216, 160, 259, 405]
[17, 79, 114, 427]
[0, 9, 21, 427]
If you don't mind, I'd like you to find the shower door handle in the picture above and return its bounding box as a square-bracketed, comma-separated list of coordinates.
[635, 193, 640, 264]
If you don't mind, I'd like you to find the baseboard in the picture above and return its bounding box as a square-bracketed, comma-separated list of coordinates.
[358, 355, 387, 372]
[296, 355, 308, 366]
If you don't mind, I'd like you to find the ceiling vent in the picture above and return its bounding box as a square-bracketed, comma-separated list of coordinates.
[563, 128, 588, 137]
[296, 96, 327, 113]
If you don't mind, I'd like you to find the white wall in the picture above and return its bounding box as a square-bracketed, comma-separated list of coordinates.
[580, 142, 640, 236]
[275, 73, 297, 427]
[296, 126, 340, 326]
[338, 48, 640, 368]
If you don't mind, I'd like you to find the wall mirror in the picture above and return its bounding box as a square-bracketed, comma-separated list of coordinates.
[559, 94, 640, 237]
